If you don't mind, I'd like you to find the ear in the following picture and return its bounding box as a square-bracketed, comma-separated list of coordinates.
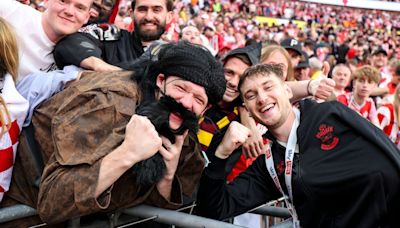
[156, 73, 166, 89]
[166, 11, 173, 24]
[242, 102, 249, 111]
[129, 8, 134, 20]
[83, 12, 91, 25]
[242, 101, 251, 116]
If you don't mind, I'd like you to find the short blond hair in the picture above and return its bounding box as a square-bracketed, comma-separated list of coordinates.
[352, 65, 380, 84]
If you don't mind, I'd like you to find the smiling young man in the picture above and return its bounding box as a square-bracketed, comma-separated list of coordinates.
[199, 44, 337, 180]
[32, 42, 226, 224]
[53, 0, 173, 71]
[0, 0, 93, 81]
[196, 64, 400, 228]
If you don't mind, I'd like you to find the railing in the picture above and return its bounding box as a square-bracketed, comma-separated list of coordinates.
[0, 202, 291, 228]
[0, 204, 37, 223]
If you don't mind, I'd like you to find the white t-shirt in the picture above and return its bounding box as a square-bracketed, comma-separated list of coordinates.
[0, 0, 56, 83]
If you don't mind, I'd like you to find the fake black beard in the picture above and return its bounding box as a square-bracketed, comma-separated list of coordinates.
[132, 96, 199, 189]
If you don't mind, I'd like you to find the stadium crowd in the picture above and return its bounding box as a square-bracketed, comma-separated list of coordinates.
[1, 0, 400, 227]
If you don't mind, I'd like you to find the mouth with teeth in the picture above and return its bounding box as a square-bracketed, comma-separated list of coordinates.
[140, 21, 159, 29]
[259, 103, 275, 114]
[169, 112, 184, 130]
[226, 87, 238, 94]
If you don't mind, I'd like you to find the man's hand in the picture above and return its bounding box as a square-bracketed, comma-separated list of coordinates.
[239, 107, 264, 159]
[242, 124, 264, 159]
[159, 130, 188, 180]
[122, 115, 162, 165]
[308, 61, 336, 101]
[215, 121, 251, 159]
[309, 77, 336, 101]
[156, 131, 188, 201]
[96, 114, 162, 197]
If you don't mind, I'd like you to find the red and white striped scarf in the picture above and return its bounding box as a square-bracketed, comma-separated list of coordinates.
[0, 74, 28, 202]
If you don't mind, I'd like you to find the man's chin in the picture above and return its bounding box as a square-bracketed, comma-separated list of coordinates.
[137, 28, 164, 41]
[223, 94, 239, 103]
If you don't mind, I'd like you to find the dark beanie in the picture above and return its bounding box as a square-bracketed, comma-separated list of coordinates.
[152, 42, 226, 105]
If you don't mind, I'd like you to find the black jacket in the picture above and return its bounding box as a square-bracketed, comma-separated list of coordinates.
[54, 24, 144, 70]
[196, 99, 400, 228]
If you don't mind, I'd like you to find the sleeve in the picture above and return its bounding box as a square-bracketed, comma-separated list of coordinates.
[16, 66, 81, 127]
[0, 0, 20, 17]
[326, 101, 400, 168]
[195, 153, 280, 220]
[145, 176, 183, 208]
[37, 157, 111, 223]
[146, 134, 205, 208]
[54, 33, 103, 69]
[36, 86, 135, 223]
[376, 105, 391, 131]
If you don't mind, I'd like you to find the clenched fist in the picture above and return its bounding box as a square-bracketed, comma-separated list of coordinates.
[215, 121, 251, 159]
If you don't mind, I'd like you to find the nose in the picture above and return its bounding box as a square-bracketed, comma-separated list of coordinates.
[256, 91, 267, 106]
[228, 74, 240, 89]
[178, 95, 194, 112]
[144, 9, 155, 21]
[64, 4, 74, 16]
[63, 3, 74, 16]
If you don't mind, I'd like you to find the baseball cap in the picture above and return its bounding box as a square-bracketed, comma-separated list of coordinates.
[295, 54, 310, 69]
[280, 38, 303, 56]
[372, 47, 388, 56]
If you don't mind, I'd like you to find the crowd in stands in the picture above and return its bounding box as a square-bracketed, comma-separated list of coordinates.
[2, 0, 400, 227]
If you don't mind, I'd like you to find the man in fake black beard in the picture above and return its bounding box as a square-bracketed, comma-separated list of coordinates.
[132, 95, 199, 189]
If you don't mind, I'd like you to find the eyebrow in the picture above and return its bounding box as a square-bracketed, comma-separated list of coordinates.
[76, 2, 90, 11]
[243, 79, 271, 96]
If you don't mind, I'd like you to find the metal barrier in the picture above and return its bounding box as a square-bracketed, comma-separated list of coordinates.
[0, 204, 37, 223]
[122, 205, 243, 228]
[0, 204, 243, 228]
[0, 203, 292, 228]
[250, 206, 290, 219]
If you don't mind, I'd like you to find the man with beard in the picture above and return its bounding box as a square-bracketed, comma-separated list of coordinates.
[53, 0, 172, 71]
[196, 64, 400, 227]
[32, 42, 226, 224]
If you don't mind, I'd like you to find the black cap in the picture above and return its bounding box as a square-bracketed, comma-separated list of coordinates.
[372, 47, 388, 56]
[295, 54, 310, 69]
[155, 42, 226, 105]
[223, 43, 262, 66]
[280, 38, 303, 56]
